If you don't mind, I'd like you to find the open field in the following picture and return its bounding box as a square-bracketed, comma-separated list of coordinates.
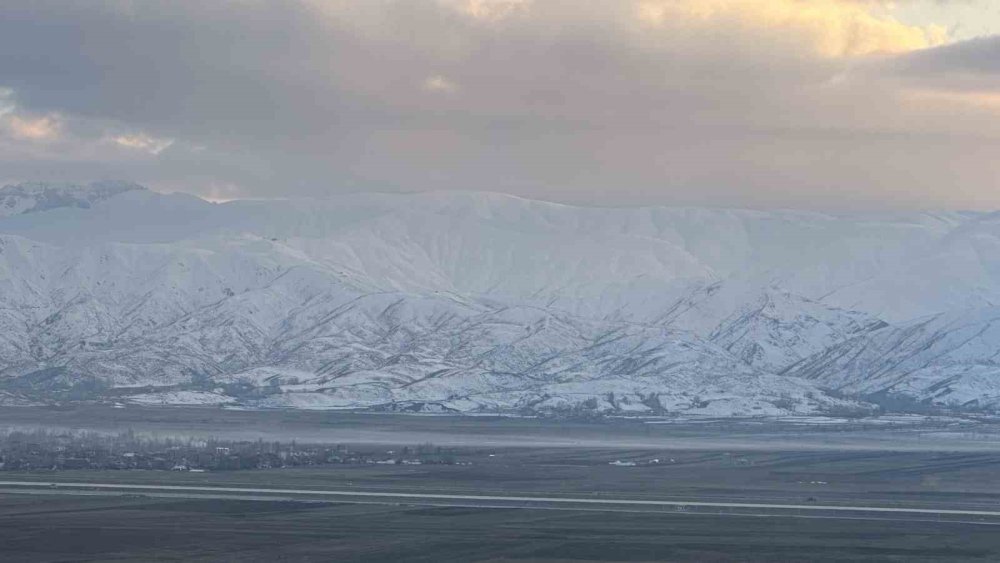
[1, 493, 1000, 562]
[6, 445, 1000, 513]
[3, 405, 1000, 560]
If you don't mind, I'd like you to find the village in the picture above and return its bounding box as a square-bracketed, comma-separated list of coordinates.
[0, 429, 462, 472]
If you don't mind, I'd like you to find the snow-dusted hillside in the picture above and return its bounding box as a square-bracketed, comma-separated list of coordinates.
[0, 182, 997, 416]
[0, 181, 142, 218]
[785, 308, 1000, 411]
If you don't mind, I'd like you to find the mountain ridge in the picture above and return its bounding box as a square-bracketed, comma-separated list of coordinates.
[0, 182, 997, 416]
[0, 181, 144, 218]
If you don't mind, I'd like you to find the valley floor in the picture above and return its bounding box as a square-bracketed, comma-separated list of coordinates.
[3, 406, 1000, 561]
[1, 493, 999, 562]
[2, 404, 1000, 452]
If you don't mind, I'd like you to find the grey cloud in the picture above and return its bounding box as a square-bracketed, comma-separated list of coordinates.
[0, 1, 998, 210]
[0, 2, 371, 136]
[887, 34, 1000, 87]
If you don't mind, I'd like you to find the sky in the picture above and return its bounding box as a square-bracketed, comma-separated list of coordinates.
[1, 0, 1000, 210]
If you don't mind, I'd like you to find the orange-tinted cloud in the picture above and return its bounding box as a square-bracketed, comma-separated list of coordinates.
[636, 0, 948, 57]
[422, 75, 459, 94]
[4, 114, 60, 141]
[112, 132, 174, 155]
[443, 0, 531, 21]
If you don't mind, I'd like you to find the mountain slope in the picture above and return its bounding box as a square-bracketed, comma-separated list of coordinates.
[0, 182, 998, 415]
[0, 181, 142, 217]
[784, 308, 1000, 410]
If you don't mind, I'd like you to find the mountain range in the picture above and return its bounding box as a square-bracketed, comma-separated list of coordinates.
[1, 181, 999, 416]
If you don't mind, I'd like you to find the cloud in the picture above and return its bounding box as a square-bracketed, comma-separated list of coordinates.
[0, 88, 14, 117]
[887, 34, 1000, 85]
[443, 0, 531, 21]
[111, 133, 175, 155]
[422, 75, 460, 94]
[3, 114, 60, 141]
[636, 0, 947, 57]
[856, 34, 1000, 114]
[0, 1, 997, 210]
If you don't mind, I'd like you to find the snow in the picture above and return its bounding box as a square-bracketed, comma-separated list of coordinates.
[128, 390, 230, 406]
[0, 181, 142, 218]
[1, 182, 1000, 415]
[786, 307, 1000, 410]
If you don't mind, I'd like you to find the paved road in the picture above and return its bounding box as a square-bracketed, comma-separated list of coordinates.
[2, 480, 1000, 519]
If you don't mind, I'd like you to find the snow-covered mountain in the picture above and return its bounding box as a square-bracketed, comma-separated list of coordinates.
[0, 181, 997, 416]
[0, 181, 142, 218]
[785, 308, 1000, 411]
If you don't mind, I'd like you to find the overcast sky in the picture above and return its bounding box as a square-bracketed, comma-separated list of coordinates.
[2, 0, 1000, 210]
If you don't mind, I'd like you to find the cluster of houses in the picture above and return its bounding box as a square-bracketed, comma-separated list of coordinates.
[0, 430, 462, 472]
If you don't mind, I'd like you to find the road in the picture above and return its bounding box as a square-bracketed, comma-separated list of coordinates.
[2, 480, 1000, 520]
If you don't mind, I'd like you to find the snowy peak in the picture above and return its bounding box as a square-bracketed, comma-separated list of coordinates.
[1, 182, 1000, 415]
[707, 287, 886, 373]
[0, 181, 144, 217]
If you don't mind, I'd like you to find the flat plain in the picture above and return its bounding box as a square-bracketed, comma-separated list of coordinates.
[2, 406, 1000, 561]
